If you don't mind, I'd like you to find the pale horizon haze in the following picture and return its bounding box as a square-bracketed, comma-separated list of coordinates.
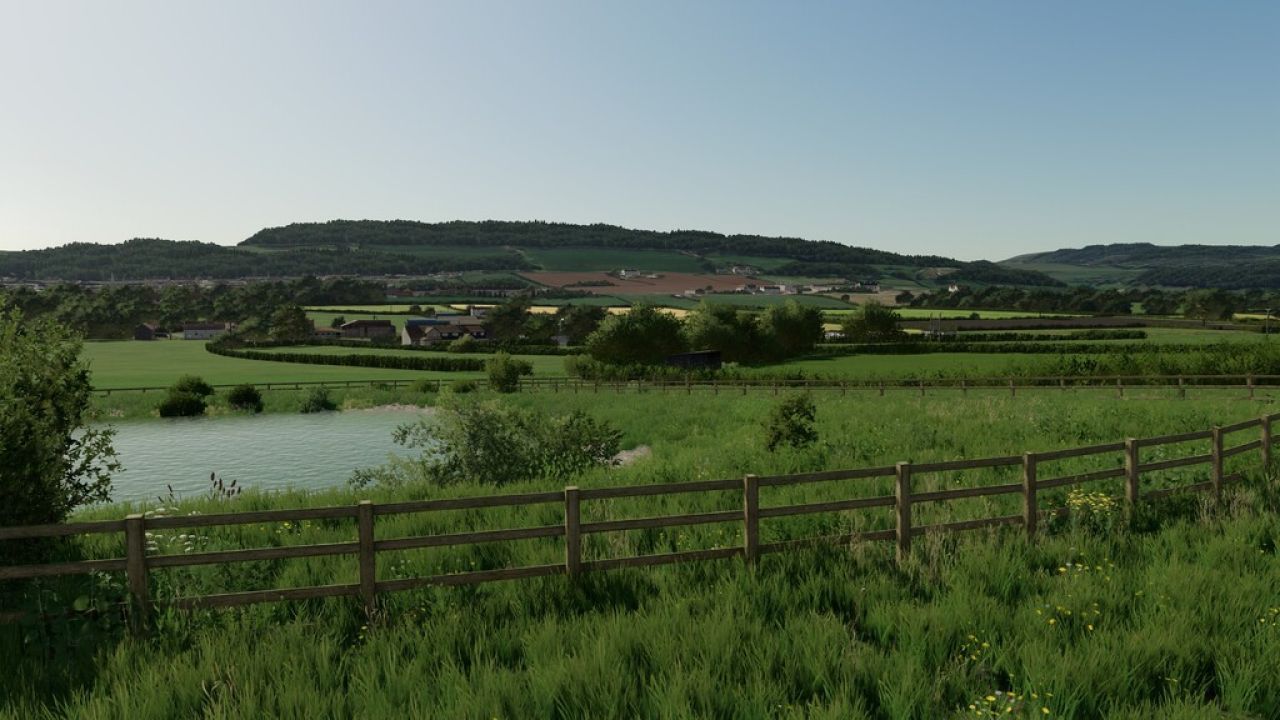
[1, 1, 1276, 260]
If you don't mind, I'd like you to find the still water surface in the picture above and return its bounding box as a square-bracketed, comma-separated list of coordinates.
[104, 409, 429, 503]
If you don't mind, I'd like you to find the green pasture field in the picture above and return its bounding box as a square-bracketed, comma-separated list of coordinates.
[522, 247, 706, 272]
[703, 254, 793, 271]
[755, 352, 1043, 379]
[364, 244, 517, 261]
[7, 391, 1280, 717]
[82, 341, 452, 389]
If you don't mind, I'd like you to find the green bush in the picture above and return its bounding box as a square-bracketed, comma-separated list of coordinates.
[352, 401, 622, 488]
[487, 351, 533, 393]
[449, 380, 478, 394]
[227, 384, 263, 413]
[0, 309, 119, 542]
[173, 374, 214, 397]
[410, 378, 441, 394]
[158, 391, 207, 418]
[300, 387, 336, 413]
[448, 334, 477, 353]
[764, 392, 817, 452]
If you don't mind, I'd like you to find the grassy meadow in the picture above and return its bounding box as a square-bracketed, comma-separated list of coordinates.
[5, 392, 1280, 718]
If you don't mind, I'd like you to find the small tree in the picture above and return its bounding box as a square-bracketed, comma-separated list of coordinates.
[758, 300, 823, 360]
[269, 305, 312, 342]
[764, 392, 818, 452]
[585, 304, 686, 365]
[841, 302, 903, 342]
[1, 309, 119, 536]
[329, 315, 346, 329]
[488, 351, 532, 393]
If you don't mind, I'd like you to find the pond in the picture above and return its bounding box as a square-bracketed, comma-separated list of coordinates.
[101, 408, 430, 503]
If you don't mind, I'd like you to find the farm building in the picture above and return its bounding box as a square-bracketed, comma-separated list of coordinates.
[664, 350, 722, 370]
[402, 317, 488, 346]
[312, 326, 342, 341]
[181, 322, 232, 340]
[340, 319, 396, 340]
[133, 323, 168, 340]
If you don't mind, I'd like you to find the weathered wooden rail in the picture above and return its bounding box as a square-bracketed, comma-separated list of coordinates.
[2, 413, 1275, 629]
[93, 373, 1280, 398]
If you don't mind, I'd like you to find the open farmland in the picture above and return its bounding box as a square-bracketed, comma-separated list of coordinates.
[521, 271, 749, 295]
[521, 247, 707, 272]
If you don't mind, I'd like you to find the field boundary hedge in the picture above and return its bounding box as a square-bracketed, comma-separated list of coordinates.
[3, 411, 1274, 628]
[206, 342, 486, 372]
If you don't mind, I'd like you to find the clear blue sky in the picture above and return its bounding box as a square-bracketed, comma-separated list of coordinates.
[1, 1, 1276, 259]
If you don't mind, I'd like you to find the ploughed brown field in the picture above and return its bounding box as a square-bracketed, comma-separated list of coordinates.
[520, 271, 750, 295]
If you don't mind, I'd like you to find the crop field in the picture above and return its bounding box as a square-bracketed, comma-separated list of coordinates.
[6, 392, 1280, 717]
[521, 271, 747, 296]
[522, 247, 706, 273]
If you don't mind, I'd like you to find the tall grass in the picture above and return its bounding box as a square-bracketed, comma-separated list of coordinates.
[5, 393, 1280, 718]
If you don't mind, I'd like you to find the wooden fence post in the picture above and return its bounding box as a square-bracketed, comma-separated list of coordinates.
[1124, 439, 1140, 513]
[1211, 427, 1224, 501]
[1178, 376, 1186, 399]
[1116, 377, 1124, 398]
[879, 382, 885, 397]
[1022, 452, 1038, 538]
[357, 501, 376, 616]
[743, 474, 759, 566]
[1248, 374, 1256, 400]
[919, 381, 925, 397]
[124, 513, 150, 633]
[1263, 415, 1273, 468]
[564, 486, 581, 577]
[960, 379, 967, 396]
[1009, 380, 1016, 398]
[1060, 377, 1067, 392]
[895, 462, 912, 562]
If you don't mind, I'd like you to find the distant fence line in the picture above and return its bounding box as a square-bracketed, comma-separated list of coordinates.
[1, 412, 1274, 630]
[94, 374, 1280, 398]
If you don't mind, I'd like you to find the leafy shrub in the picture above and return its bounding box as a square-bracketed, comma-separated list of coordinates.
[227, 384, 263, 413]
[410, 378, 440, 393]
[1, 309, 119, 545]
[299, 387, 336, 413]
[351, 401, 622, 488]
[487, 351, 533, 393]
[158, 391, 207, 418]
[449, 380, 478, 394]
[173, 374, 214, 397]
[448, 334, 477, 353]
[764, 392, 818, 452]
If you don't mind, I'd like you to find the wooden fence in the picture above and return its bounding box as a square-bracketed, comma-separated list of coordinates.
[2, 413, 1275, 630]
[94, 373, 1280, 398]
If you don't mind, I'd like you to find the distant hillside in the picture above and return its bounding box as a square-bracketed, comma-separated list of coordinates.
[1005, 243, 1280, 289]
[0, 220, 1064, 286]
[0, 238, 525, 281]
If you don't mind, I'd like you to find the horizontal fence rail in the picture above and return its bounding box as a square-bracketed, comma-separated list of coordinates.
[93, 373, 1280, 398]
[3, 413, 1277, 629]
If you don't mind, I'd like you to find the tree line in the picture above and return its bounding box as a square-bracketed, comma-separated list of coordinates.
[0, 277, 385, 339]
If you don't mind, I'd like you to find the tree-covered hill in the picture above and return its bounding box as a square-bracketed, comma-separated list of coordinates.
[2, 220, 1063, 285]
[0, 238, 527, 281]
[1005, 243, 1280, 289]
